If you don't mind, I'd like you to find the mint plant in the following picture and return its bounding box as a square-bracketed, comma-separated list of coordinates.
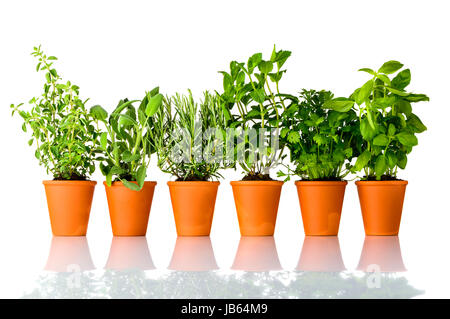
[324, 60, 429, 180]
[154, 91, 228, 181]
[217, 46, 291, 180]
[90, 88, 163, 190]
[278, 89, 359, 181]
[10, 46, 100, 180]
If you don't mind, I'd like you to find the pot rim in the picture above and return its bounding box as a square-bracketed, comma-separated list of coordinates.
[230, 180, 284, 186]
[295, 180, 348, 186]
[355, 180, 408, 186]
[43, 180, 97, 185]
[167, 181, 220, 186]
[103, 181, 157, 187]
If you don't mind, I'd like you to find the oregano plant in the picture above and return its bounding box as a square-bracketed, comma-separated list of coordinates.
[324, 60, 429, 180]
[90, 87, 163, 190]
[278, 89, 359, 181]
[10, 46, 100, 180]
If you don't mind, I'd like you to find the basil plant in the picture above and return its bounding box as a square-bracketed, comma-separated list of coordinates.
[324, 61, 429, 180]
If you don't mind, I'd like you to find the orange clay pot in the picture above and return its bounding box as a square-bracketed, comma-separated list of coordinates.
[356, 180, 408, 236]
[230, 181, 283, 236]
[104, 181, 156, 236]
[43, 180, 96, 236]
[295, 181, 347, 236]
[168, 181, 219, 236]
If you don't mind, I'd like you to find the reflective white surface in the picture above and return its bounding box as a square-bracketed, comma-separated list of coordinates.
[15, 235, 425, 299]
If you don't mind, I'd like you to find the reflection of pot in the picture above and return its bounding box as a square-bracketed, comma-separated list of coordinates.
[357, 236, 406, 272]
[232, 236, 282, 271]
[105, 237, 155, 270]
[44, 236, 95, 272]
[168, 237, 218, 271]
[296, 236, 346, 272]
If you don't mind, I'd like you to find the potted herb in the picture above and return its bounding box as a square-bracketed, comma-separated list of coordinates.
[10, 46, 99, 236]
[154, 91, 228, 236]
[324, 61, 429, 235]
[279, 89, 359, 236]
[218, 46, 291, 236]
[90, 88, 163, 236]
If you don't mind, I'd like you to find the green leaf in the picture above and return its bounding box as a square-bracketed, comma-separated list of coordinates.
[356, 80, 373, 105]
[247, 53, 262, 73]
[146, 93, 163, 117]
[354, 150, 371, 171]
[250, 89, 265, 104]
[406, 114, 427, 133]
[405, 94, 429, 102]
[378, 60, 403, 74]
[287, 131, 300, 143]
[360, 117, 377, 141]
[375, 155, 387, 179]
[47, 56, 58, 61]
[258, 61, 273, 74]
[358, 68, 376, 75]
[386, 87, 410, 97]
[122, 180, 141, 191]
[395, 100, 412, 115]
[106, 172, 112, 186]
[396, 132, 418, 146]
[391, 69, 411, 90]
[122, 151, 140, 162]
[373, 134, 389, 146]
[323, 98, 354, 112]
[136, 165, 146, 187]
[118, 114, 137, 127]
[388, 123, 396, 136]
[90, 105, 108, 121]
[100, 132, 108, 150]
[397, 152, 407, 169]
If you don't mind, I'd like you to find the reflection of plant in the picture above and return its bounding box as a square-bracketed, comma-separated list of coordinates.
[23, 270, 423, 299]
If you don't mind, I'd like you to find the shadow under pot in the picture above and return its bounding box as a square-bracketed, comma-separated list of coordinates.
[356, 180, 408, 236]
[104, 181, 157, 236]
[43, 180, 97, 236]
[230, 181, 283, 236]
[168, 181, 219, 236]
[295, 181, 347, 236]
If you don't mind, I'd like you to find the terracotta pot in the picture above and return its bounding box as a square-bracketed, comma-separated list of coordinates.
[167, 181, 219, 236]
[105, 237, 155, 270]
[230, 181, 283, 236]
[104, 181, 156, 236]
[356, 180, 408, 236]
[168, 236, 218, 271]
[231, 236, 282, 271]
[296, 236, 346, 272]
[357, 236, 406, 272]
[43, 180, 96, 236]
[295, 181, 347, 236]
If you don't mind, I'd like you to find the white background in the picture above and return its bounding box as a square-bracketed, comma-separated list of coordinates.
[0, 0, 449, 298]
